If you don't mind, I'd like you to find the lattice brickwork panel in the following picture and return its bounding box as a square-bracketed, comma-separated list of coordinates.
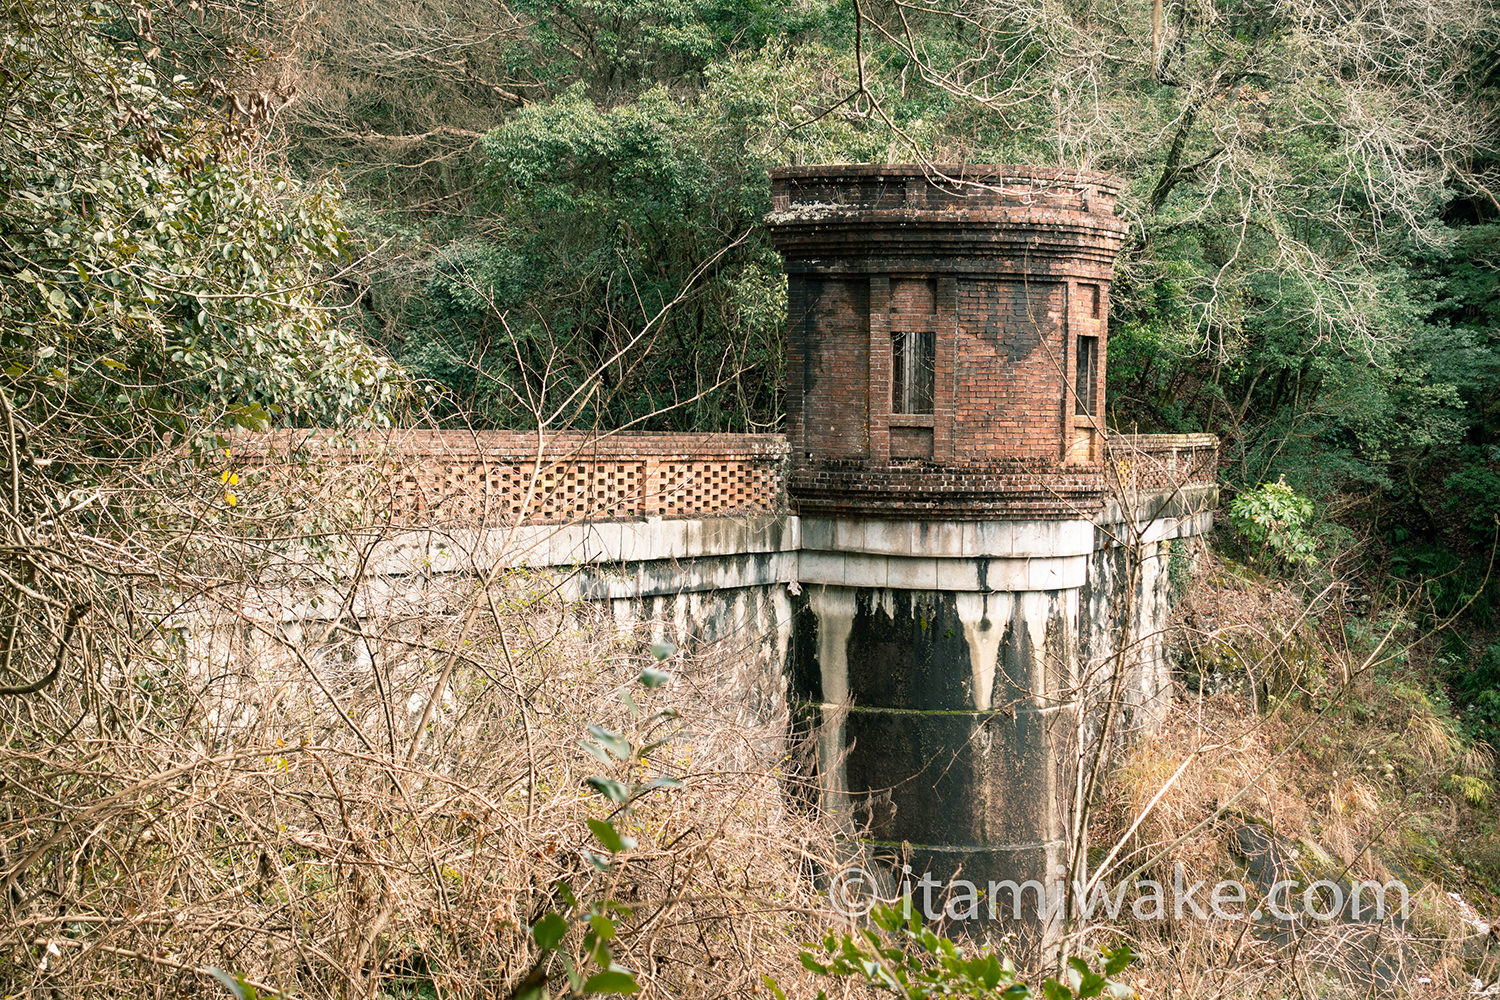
[658, 461, 782, 516]
[1108, 434, 1219, 493]
[239, 431, 788, 527]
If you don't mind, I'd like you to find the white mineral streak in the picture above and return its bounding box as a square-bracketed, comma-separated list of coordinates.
[1017, 590, 1053, 706]
[955, 591, 1008, 712]
[809, 586, 857, 707]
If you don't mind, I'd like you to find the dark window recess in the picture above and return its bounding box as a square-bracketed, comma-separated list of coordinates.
[892, 330, 935, 414]
[1075, 335, 1098, 416]
[1085, 283, 1101, 318]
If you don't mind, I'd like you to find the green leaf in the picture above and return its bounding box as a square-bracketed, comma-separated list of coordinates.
[578, 738, 614, 765]
[799, 952, 831, 975]
[639, 665, 672, 688]
[1065, 960, 1084, 993]
[587, 777, 630, 803]
[642, 776, 684, 792]
[636, 737, 674, 757]
[648, 641, 676, 661]
[587, 817, 636, 852]
[1103, 945, 1135, 977]
[761, 974, 789, 1000]
[587, 725, 631, 760]
[532, 911, 569, 951]
[206, 969, 256, 1000]
[589, 913, 617, 940]
[581, 968, 639, 994]
[564, 957, 584, 993]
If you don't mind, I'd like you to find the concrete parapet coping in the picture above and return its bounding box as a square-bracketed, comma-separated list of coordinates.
[798, 551, 1088, 592]
[800, 517, 1095, 559]
[365, 515, 799, 578]
[1109, 432, 1220, 449]
[1097, 485, 1219, 538]
[235, 428, 789, 461]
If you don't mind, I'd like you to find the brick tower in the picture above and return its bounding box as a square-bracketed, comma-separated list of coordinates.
[767, 164, 1129, 933]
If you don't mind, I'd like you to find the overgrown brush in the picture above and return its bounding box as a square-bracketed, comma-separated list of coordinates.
[1083, 551, 1500, 998]
[0, 436, 841, 999]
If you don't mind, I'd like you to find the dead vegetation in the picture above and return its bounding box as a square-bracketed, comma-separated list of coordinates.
[0, 439, 844, 1000]
[1083, 548, 1500, 998]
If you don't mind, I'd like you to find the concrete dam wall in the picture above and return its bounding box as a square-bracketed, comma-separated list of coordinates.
[235, 162, 1220, 930]
[267, 429, 1215, 934]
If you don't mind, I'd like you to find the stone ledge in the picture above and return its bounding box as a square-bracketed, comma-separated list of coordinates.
[797, 551, 1088, 592]
[800, 517, 1095, 558]
[364, 515, 799, 578]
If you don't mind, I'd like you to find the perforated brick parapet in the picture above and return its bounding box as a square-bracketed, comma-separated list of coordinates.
[767, 164, 1131, 521]
[235, 430, 1215, 529]
[236, 430, 789, 526]
[1108, 433, 1221, 494]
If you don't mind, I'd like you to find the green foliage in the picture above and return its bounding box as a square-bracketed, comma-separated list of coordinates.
[397, 47, 939, 429]
[208, 968, 263, 1000]
[349, 21, 963, 430]
[766, 903, 1135, 999]
[1441, 452, 1500, 541]
[0, 5, 403, 470]
[390, 83, 783, 428]
[510, 0, 831, 94]
[513, 639, 684, 999]
[1455, 641, 1500, 754]
[1229, 478, 1319, 568]
[523, 888, 641, 999]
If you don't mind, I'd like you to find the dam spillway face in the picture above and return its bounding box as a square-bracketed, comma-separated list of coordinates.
[766, 164, 1131, 934]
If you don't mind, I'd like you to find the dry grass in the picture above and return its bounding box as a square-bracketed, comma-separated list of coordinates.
[1082, 551, 1500, 999]
[0, 440, 848, 1000]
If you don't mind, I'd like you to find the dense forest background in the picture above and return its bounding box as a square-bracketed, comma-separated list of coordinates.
[118, 0, 1500, 730]
[4, 0, 1498, 655]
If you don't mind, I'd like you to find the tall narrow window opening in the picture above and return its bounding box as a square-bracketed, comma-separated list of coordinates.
[1075, 335, 1098, 416]
[892, 330, 935, 414]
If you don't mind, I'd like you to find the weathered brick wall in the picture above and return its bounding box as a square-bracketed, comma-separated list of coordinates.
[790, 278, 870, 462]
[952, 279, 1066, 464]
[766, 163, 1130, 521]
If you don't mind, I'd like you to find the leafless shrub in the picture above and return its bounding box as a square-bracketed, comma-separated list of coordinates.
[0, 428, 843, 999]
[1074, 546, 1498, 998]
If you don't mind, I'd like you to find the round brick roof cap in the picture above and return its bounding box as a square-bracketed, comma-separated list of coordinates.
[768, 162, 1124, 194]
[766, 162, 1128, 268]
